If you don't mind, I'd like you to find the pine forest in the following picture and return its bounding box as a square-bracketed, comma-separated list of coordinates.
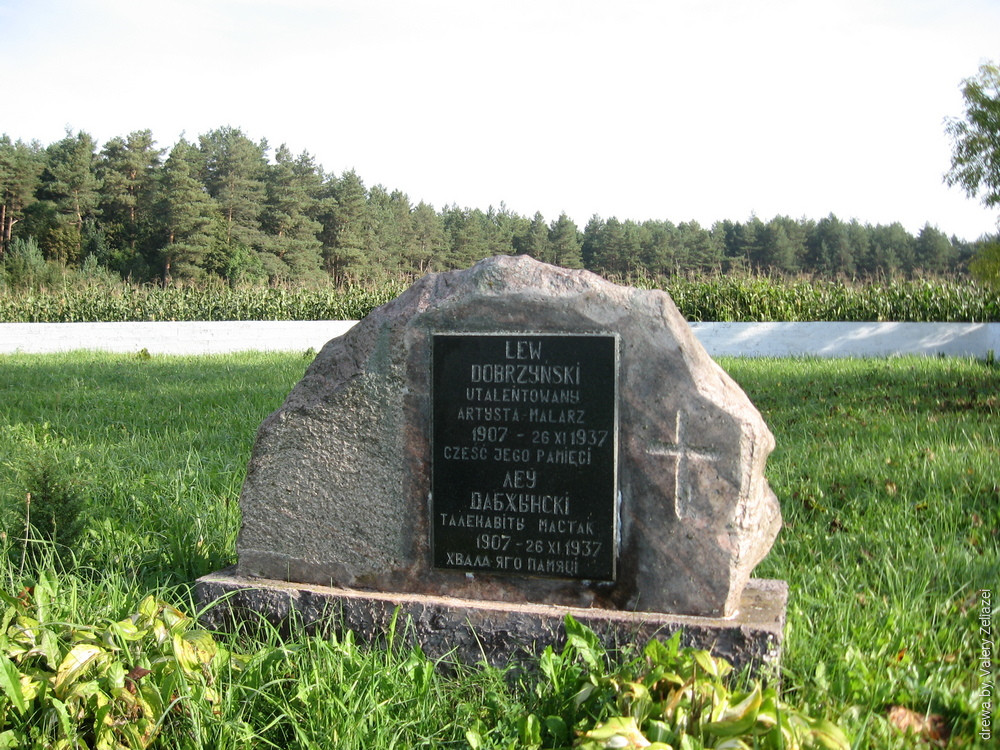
[0, 127, 992, 288]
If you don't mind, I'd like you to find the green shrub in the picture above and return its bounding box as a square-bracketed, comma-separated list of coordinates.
[2, 238, 47, 289]
[469, 615, 850, 749]
[0, 577, 237, 749]
[16, 453, 86, 548]
[2, 426, 88, 567]
[969, 241, 1000, 289]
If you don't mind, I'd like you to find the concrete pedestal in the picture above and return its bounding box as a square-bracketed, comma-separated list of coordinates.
[194, 571, 787, 674]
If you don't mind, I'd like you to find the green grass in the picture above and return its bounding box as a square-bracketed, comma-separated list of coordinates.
[0, 352, 309, 592]
[1, 352, 997, 747]
[724, 356, 999, 747]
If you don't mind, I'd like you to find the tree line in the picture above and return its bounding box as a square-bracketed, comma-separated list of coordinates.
[0, 127, 988, 287]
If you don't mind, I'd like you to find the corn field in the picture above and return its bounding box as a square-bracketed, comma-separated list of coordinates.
[657, 275, 1000, 322]
[0, 274, 996, 323]
[0, 281, 406, 323]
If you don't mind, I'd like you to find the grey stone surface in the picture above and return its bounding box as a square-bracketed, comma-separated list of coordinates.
[236, 255, 781, 617]
[195, 571, 787, 674]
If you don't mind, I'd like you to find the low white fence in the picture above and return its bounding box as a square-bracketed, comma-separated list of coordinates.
[688, 321, 999, 358]
[0, 320, 998, 358]
[0, 321, 356, 356]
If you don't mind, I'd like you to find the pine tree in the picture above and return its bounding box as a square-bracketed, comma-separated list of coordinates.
[868, 222, 915, 277]
[368, 185, 417, 277]
[580, 214, 604, 269]
[639, 220, 679, 275]
[199, 126, 267, 254]
[914, 224, 955, 275]
[317, 169, 370, 285]
[805, 214, 853, 276]
[845, 220, 872, 277]
[158, 139, 220, 280]
[548, 212, 583, 268]
[590, 217, 642, 276]
[260, 145, 324, 281]
[98, 130, 163, 267]
[38, 130, 103, 263]
[409, 201, 447, 273]
[756, 217, 799, 274]
[731, 217, 764, 272]
[678, 221, 721, 273]
[523, 211, 551, 261]
[0, 136, 43, 257]
[442, 205, 491, 269]
[485, 204, 523, 257]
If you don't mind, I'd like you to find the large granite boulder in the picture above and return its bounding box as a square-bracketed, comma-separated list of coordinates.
[236, 256, 781, 617]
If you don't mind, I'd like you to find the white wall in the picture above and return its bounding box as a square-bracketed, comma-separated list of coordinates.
[0, 321, 356, 356]
[688, 321, 1000, 358]
[1, 320, 998, 358]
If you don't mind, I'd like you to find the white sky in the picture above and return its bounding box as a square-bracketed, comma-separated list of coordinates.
[2, 0, 998, 240]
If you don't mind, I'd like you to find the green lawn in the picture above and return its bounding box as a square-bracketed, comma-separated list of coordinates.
[0, 352, 997, 747]
[726, 356, 998, 747]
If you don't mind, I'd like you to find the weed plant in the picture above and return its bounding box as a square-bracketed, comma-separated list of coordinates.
[0, 353, 997, 747]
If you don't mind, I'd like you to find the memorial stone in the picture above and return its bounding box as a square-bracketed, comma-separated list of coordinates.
[197, 255, 786, 669]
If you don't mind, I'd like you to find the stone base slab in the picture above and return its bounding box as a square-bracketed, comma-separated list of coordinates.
[194, 571, 787, 674]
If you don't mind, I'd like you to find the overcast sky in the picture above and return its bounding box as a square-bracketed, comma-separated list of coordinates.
[2, 0, 998, 240]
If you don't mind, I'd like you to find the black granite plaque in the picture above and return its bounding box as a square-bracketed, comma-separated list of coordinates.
[432, 333, 618, 581]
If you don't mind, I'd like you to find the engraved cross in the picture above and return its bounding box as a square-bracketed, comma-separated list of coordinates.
[645, 410, 723, 520]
